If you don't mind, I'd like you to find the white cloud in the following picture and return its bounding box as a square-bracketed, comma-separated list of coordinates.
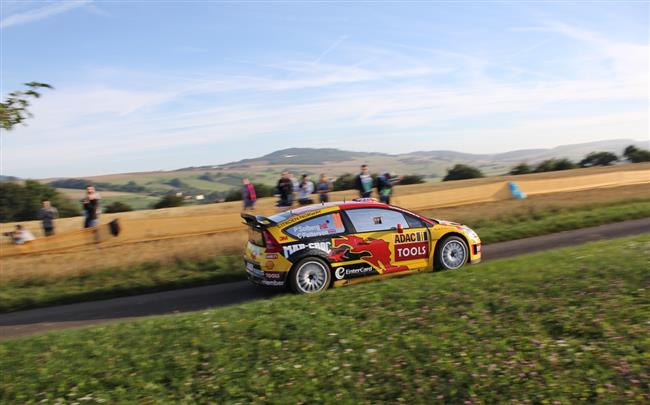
[0, 0, 91, 29]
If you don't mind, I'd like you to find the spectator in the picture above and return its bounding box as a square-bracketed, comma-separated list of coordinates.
[38, 199, 59, 236]
[355, 164, 373, 198]
[316, 173, 332, 203]
[291, 173, 300, 205]
[277, 171, 294, 207]
[81, 185, 101, 228]
[298, 174, 315, 205]
[242, 178, 257, 211]
[376, 172, 396, 204]
[4, 225, 35, 245]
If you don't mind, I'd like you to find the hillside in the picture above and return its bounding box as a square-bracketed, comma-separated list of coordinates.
[10, 138, 644, 210]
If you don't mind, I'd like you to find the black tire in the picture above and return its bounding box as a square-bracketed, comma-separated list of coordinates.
[289, 257, 332, 294]
[435, 236, 469, 271]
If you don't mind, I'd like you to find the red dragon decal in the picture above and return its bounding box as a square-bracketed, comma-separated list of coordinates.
[329, 235, 408, 274]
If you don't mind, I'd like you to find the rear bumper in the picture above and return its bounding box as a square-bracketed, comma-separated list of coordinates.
[245, 258, 287, 287]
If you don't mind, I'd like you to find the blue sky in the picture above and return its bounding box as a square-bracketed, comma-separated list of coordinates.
[1, 1, 648, 178]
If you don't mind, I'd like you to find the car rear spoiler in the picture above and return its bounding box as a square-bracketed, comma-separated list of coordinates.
[241, 213, 276, 229]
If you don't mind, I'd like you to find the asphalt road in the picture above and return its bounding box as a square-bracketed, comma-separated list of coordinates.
[1, 218, 648, 341]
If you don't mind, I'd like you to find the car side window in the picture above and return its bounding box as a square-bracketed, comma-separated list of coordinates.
[346, 208, 410, 233]
[404, 213, 428, 228]
[285, 213, 346, 239]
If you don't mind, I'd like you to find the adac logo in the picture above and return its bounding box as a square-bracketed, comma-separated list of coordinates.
[329, 235, 407, 274]
[394, 231, 428, 244]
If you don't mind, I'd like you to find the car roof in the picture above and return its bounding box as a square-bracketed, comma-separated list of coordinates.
[267, 199, 395, 225]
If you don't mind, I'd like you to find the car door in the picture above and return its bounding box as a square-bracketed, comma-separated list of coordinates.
[336, 208, 431, 276]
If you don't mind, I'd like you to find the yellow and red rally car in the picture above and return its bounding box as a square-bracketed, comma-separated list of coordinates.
[242, 199, 481, 294]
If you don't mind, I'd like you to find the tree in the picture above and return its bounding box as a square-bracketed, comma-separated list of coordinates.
[510, 163, 532, 175]
[332, 173, 357, 191]
[442, 164, 484, 181]
[153, 195, 184, 209]
[579, 152, 618, 167]
[1, 82, 53, 131]
[0, 180, 79, 222]
[104, 201, 134, 213]
[533, 158, 576, 173]
[623, 145, 650, 163]
[398, 174, 425, 185]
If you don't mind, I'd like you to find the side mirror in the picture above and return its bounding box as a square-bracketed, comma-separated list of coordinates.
[396, 224, 404, 234]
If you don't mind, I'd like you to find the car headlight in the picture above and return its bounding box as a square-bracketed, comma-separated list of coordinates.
[463, 227, 480, 242]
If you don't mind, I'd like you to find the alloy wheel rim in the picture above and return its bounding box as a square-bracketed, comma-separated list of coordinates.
[296, 261, 328, 293]
[441, 240, 467, 269]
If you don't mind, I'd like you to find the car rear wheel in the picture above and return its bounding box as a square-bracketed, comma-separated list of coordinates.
[436, 236, 469, 270]
[290, 257, 331, 294]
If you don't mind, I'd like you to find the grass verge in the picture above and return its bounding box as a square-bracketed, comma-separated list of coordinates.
[1, 199, 649, 314]
[0, 256, 242, 313]
[1, 235, 649, 403]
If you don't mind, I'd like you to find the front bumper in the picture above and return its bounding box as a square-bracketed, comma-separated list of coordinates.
[245, 258, 287, 287]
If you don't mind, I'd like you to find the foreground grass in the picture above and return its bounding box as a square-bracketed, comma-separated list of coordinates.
[1, 236, 649, 403]
[1, 199, 649, 314]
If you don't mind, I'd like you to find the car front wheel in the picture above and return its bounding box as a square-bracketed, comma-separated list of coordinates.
[290, 257, 331, 294]
[436, 236, 469, 270]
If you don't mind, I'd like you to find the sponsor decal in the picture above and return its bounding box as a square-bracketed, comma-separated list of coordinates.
[261, 280, 285, 287]
[281, 210, 323, 226]
[394, 231, 428, 244]
[264, 271, 282, 279]
[395, 242, 429, 261]
[265, 261, 275, 270]
[330, 235, 407, 274]
[334, 265, 376, 280]
[283, 241, 331, 258]
[265, 253, 279, 259]
[279, 235, 289, 242]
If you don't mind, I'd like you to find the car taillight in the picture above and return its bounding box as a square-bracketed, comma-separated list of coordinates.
[263, 230, 282, 253]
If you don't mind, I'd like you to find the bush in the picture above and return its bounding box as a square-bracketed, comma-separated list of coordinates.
[398, 174, 425, 185]
[509, 162, 532, 175]
[104, 201, 134, 213]
[623, 145, 650, 163]
[0, 180, 79, 222]
[153, 195, 184, 209]
[442, 164, 484, 181]
[579, 152, 618, 167]
[533, 158, 576, 173]
[332, 173, 357, 191]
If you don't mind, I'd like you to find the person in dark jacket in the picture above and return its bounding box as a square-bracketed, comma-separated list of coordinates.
[277, 171, 294, 207]
[355, 164, 373, 198]
[376, 173, 396, 204]
[81, 185, 101, 228]
[38, 199, 58, 236]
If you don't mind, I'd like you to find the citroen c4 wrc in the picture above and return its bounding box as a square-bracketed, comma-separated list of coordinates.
[242, 199, 481, 294]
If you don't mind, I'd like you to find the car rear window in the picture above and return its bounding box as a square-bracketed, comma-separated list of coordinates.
[285, 213, 346, 239]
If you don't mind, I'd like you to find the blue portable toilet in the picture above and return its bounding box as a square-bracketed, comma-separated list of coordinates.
[508, 181, 527, 200]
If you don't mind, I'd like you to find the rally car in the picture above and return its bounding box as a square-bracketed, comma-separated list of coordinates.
[242, 199, 481, 294]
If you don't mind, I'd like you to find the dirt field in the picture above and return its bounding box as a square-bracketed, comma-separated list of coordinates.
[2, 182, 649, 283]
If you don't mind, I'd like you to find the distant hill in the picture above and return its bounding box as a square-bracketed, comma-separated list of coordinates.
[0, 175, 20, 183]
[214, 138, 646, 169]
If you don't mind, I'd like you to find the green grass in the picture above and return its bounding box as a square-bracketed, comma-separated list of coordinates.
[472, 200, 650, 244]
[2, 236, 648, 403]
[0, 256, 242, 313]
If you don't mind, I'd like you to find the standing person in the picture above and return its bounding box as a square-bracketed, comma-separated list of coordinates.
[277, 171, 294, 207]
[316, 174, 332, 203]
[298, 174, 315, 205]
[355, 164, 373, 198]
[81, 185, 101, 228]
[290, 173, 300, 206]
[242, 178, 257, 211]
[38, 199, 58, 236]
[376, 172, 395, 205]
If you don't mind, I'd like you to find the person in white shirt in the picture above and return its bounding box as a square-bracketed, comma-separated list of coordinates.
[298, 174, 315, 205]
